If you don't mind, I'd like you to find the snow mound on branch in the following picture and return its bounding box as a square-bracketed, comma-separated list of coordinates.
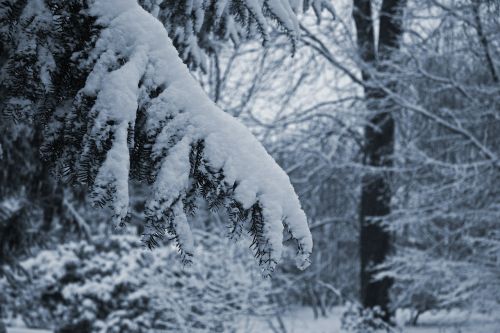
[87, 0, 312, 271]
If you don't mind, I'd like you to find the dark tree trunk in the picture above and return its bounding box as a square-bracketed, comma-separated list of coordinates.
[352, 0, 406, 322]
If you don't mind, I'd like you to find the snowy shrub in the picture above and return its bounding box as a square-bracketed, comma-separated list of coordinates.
[341, 303, 394, 333]
[10, 233, 273, 333]
[379, 246, 500, 323]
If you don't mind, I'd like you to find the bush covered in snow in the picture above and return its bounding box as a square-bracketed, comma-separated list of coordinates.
[341, 303, 394, 333]
[6, 232, 273, 333]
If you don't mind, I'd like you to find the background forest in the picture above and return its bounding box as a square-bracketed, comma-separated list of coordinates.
[1, 0, 499, 332]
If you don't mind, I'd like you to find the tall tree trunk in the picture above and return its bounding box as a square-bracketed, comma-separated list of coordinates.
[353, 0, 406, 322]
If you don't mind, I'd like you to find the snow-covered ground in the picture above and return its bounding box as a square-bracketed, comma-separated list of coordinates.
[8, 307, 500, 333]
[238, 307, 343, 333]
[403, 309, 500, 333]
[237, 307, 500, 333]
